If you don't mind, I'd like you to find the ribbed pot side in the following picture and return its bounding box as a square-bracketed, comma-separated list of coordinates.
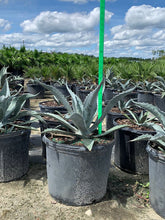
[44, 135, 114, 206]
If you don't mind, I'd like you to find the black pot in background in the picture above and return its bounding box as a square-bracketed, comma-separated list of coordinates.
[8, 68, 24, 76]
[54, 84, 70, 97]
[106, 110, 126, 130]
[9, 79, 24, 92]
[70, 84, 77, 94]
[146, 144, 165, 218]
[103, 88, 115, 102]
[0, 130, 30, 182]
[27, 83, 45, 99]
[106, 107, 140, 130]
[76, 87, 91, 102]
[114, 119, 154, 174]
[113, 91, 138, 102]
[137, 90, 154, 105]
[39, 100, 67, 158]
[39, 100, 67, 114]
[43, 135, 114, 206]
[39, 119, 60, 159]
[154, 93, 165, 112]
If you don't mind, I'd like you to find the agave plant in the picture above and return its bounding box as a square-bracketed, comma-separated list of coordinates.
[138, 80, 156, 92]
[124, 108, 155, 127]
[0, 79, 43, 134]
[117, 79, 136, 92]
[104, 68, 121, 90]
[35, 79, 135, 151]
[117, 99, 135, 113]
[130, 101, 165, 153]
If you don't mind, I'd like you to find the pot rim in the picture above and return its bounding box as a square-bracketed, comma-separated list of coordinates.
[0, 129, 30, 139]
[113, 118, 155, 135]
[146, 143, 165, 162]
[43, 134, 114, 155]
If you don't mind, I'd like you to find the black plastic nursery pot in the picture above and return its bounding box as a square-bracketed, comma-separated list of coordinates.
[154, 93, 165, 112]
[106, 111, 126, 130]
[76, 88, 91, 102]
[54, 85, 70, 97]
[39, 101, 68, 158]
[137, 91, 154, 105]
[106, 109, 139, 130]
[0, 130, 30, 182]
[39, 100, 67, 114]
[113, 91, 137, 102]
[146, 144, 165, 219]
[114, 122, 154, 174]
[43, 135, 114, 206]
[9, 79, 24, 92]
[27, 83, 45, 99]
[39, 119, 62, 159]
[103, 88, 115, 102]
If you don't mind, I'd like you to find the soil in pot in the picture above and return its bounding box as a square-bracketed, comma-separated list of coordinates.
[106, 107, 141, 130]
[43, 134, 114, 206]
[106, 107, 128, 130]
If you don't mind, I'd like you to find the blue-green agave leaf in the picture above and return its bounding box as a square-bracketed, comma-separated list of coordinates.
[68, 113, 89, 136]
[41, 112, 77, 132]
[83, 79, 104, 127]
[35, 79, 72, 114]
[66, 83, 83, 115]
[81, 139, 94, 151]
[90, 87, 135, 132]
[93, 124, 128, 138]
[41, 128, 82, 138]
[132, 101, 165, 128]
[0, 80, 10, 101]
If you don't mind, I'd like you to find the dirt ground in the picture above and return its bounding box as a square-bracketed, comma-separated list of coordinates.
[0, 92, 164, 220]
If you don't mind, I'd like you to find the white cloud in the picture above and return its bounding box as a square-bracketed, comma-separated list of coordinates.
[104, 4, 165, 58]
[111, 25, 152, 40]
[21, 7, 113, 34]
[125, 5, 165, 29]
[0, 18, 11, 31]
[0, 31, 98, 52]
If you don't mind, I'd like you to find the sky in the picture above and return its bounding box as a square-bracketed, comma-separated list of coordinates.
[0, 0, 165, 58]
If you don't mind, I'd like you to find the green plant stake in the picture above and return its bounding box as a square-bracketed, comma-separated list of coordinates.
[98, 0, 105, 134]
